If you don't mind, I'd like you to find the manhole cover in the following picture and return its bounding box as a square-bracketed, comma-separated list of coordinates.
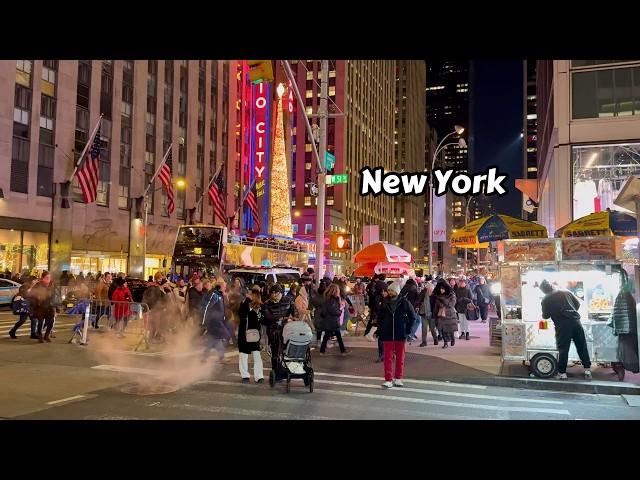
[121, 383, 180, 395]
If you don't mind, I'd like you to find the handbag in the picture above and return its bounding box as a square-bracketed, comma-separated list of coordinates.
[245, 307, 260, 343]
[466, 303, 479, 321]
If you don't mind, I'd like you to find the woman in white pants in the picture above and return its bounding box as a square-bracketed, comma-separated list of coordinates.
[237, 287, 265, 383]
[454, 278, 474, 341]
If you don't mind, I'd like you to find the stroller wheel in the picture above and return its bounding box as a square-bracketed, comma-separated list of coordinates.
[269, 370, 276, 388]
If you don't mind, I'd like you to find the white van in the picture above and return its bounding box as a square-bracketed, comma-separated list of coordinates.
[228, 267, 301, 292]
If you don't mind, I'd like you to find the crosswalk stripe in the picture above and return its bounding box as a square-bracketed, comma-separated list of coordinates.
[198, 379, 570, 416]
[47, 395, 86, 405]
[310, 378, 565, 405]
[312, 372, 489, 390]
[226, 373, 562, 405]
[180, 386, 481, 420]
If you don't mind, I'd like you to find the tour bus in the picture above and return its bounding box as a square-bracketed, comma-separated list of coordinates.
[171, 225, 312, 282]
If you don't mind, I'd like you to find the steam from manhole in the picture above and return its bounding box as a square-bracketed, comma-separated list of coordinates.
[121, 383, 180, 395]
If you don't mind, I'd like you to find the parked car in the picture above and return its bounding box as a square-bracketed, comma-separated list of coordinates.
[0, 279, 21, 306]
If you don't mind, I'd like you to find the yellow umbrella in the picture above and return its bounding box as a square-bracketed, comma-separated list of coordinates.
[451, 214, 548, 247]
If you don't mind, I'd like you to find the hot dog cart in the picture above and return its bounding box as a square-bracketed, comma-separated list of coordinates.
[498, 237, 632, 379]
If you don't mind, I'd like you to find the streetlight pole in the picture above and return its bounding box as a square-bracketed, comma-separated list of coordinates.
[464, 196, 473, 272]
[315, 60, 329, 287]
[428, 126, 465, 276]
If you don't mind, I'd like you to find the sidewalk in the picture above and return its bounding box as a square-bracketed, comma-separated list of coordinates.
[340, 316, 640, 394]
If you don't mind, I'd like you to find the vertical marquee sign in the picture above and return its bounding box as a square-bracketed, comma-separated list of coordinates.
[248, 81, 271, 234]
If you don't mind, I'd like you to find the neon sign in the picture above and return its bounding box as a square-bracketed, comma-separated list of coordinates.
[254, 82, 267, 183]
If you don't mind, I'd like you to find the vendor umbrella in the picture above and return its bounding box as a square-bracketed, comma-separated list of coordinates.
[353, 262, 415, 278]
[554, 210, 637, 238]
[450, 214, 548, 247]
[353, 241, 413, 264]
[353, 263, 376, 278]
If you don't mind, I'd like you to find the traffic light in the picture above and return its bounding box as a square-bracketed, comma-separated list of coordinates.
[247, 60, 274, 84]
[328, 232, 353, 252]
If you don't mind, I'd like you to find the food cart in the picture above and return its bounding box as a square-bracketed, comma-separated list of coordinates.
[498, 237, 632, 379]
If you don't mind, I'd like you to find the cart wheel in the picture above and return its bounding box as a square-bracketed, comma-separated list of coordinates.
[613, 363, 626, 381]
[269, 370, 275, 388]
[309, 372, 314, 393]
[530, 353, 558, 379]
[286, 375, 291, 393]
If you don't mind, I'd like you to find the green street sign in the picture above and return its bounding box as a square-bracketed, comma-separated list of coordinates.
[328, 173, 348, 185]
[325, 152, 336, 170]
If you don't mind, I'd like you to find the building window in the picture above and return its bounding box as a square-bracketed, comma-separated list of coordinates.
[327, 196, 334, 206]
[292, 224, 299, 234]
[329, 86, 336, 97]
[304, 196, 312, 206]
[572, 60, 631, 68]
[10, 137, 30, 193]
[571, 142, 640, 220]
[306, 89, 313, 99]
[572, 66, 640, 119]
[305, 224, 313, 234]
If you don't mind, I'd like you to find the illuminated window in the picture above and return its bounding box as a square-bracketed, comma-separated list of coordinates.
[306, 71, 313, 80]
[400, 217, 405, 224]
[292, 224, 299, 234]
[327, 196, 334, 206]
[17, 60, 32, 74]
[527, 114, 537, 120]
[305, 162, 311, 170]
[42, 67, 56, 85]
[304, 196, 311, 206]
[329, 86, 336, 96]
[306, 106, 313, 115]
[528, 167, 538, 172]
[305, 223, 312, 234]
[306, 89, 313, 98]
[305, 143, 312, 152]
[329, 70, 336, 78]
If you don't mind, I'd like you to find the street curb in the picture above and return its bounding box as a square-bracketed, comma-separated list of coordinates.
[460, 375, 640, 396]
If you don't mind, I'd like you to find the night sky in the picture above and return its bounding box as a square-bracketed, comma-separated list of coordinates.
[471, 60, 524, 217]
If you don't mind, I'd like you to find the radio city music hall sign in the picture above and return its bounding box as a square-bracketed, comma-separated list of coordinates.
[254, 82, 267, 184]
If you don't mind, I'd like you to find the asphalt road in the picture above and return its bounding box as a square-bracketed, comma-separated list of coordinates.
[2, 311, 640, 420]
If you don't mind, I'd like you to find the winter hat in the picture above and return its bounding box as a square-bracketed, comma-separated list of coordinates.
[388, 281, 402, 296]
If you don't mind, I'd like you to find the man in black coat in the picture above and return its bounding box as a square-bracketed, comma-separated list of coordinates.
[261, 284, 296, 370]
[378, 281, 413, 388]
[540, 280, 592, 380]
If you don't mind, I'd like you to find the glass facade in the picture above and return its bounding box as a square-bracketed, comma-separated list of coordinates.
[572, 64, 640, 119]
[0, 229, 49, 276]
[571, 142, 640, 219]
[70, 253, 127, 276]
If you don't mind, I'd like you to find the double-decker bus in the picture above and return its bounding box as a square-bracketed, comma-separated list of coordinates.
[171, 225, 313, 280]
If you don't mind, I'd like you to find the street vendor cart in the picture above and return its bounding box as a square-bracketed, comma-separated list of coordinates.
[498, 237, 636, 379]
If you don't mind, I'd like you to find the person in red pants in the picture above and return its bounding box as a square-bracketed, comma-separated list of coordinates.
[378, 281, 414, 388]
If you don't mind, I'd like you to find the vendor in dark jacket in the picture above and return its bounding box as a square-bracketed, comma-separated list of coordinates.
[261, 284, 296, 369]
[378, 281, 414, 388]
[455, 279, 474, 341]
[540, 280, 591, 379]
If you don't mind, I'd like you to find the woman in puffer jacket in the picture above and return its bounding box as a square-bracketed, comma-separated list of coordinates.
[434, 280, 457, 348]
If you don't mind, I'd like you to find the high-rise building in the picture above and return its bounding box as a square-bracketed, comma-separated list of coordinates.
[289, 60, 396, 274]
[522, 60, 538, 221]
[394, 61, 426, 258]
[0, 60, 239, 279]
[426, 60, 470, 230]
[536, 60, 640, 235]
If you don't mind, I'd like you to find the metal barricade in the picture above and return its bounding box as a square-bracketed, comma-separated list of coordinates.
[347, 294, 368, 335]
[66, 298, 150, 347]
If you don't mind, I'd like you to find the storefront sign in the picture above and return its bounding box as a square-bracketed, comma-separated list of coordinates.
[504, 240, 557, 263]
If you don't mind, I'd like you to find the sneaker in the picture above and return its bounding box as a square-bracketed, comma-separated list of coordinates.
[584, 370, 592, 380]
[382, 381, 394, 389]
[556, 373, 568, 380]
[419, 342, 427, 347]
[9, 331, 17, 339]
[393, 379, 404, 387]
[256, 378, 264, 384]
[241, 378, 250, 384]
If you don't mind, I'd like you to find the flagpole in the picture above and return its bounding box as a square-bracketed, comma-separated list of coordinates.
[143, 142, 174, 198]
[67, 114, 103, 183]
[195, 161, 225, 211]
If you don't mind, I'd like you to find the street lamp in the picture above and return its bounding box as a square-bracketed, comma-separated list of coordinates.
[464, 196, 474, 272]
[428, 126, 465, 276]
[176, 178, 186, 189]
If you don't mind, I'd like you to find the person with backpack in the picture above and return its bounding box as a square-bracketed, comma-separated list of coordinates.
[8, 279, 36, 339]
[378, 281, 414, 388]
[474, 276, 493, 323]
[27, 271, 56, 343]
[201, 279, 232, 361]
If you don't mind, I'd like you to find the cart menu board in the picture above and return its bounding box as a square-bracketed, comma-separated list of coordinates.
[562, 238, 616, 261]
[502, 323, 526, 359]
[501, 265, 521, 306]
[504, 240, 557, 262]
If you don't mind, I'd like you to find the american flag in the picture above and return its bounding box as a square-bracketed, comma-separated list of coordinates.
[245, 183, 260, 230]
[158, 150, 175, 215]
[208, 173, 226, 225]
[76, 125, 101, 203]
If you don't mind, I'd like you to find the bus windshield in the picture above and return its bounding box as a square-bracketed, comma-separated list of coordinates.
[172, 225, 225, 279]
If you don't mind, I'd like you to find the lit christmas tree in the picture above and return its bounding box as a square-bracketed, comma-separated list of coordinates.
[269, 83, 293, 237]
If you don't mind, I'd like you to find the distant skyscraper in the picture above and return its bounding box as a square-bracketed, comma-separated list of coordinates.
[523, 60, 538, 221]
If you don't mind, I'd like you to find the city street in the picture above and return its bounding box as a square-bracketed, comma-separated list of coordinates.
[2, 311, 639, 420]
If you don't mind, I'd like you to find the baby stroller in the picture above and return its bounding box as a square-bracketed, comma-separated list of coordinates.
[269, 321, 315, 393]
